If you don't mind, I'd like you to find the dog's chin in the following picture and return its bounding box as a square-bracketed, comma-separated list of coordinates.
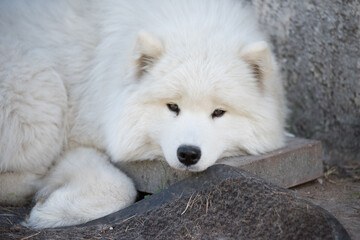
[168, 162, 209, 172]
[187, 165, 209, 172]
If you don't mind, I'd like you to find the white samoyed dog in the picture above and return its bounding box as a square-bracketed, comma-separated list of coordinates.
[0, 0, 286, 228]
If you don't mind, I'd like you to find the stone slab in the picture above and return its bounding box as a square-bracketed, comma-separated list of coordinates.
[117, 137, 323, 193]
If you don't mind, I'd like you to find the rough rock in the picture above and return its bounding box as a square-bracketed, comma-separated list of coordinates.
[0, 165, 350, 240]
[251, 0, 360, 166]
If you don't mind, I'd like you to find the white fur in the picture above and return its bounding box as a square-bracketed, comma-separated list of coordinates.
[22, 148, 137, 228]
[0, 0, 286, 228]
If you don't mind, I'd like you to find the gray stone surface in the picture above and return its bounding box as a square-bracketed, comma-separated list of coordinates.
[0, 165, 350, 239]
[117, 137, 322, 193]
[251, 0, 360, 166]
[223, 137, 323, 188]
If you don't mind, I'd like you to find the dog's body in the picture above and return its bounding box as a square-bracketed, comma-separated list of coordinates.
[0, 0, 286, 228]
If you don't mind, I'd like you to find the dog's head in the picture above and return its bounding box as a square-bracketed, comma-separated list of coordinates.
[105, 30, 286, 172]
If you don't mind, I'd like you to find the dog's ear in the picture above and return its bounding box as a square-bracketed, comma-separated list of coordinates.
[133, 30, 163, 78]
[240, 41, 275, 88]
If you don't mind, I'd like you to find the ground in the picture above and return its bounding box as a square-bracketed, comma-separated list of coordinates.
[293, 165, 360, 240]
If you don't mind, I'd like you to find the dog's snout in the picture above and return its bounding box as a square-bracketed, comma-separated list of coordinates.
[177, 145, 201, 166]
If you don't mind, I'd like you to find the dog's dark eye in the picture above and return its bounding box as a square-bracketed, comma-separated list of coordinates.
[167, 103, 180, 115]
[212, 109, 226, 118]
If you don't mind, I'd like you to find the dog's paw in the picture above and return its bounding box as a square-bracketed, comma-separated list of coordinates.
[22, 180, 137, 229]
[22, 199, 66, 229]
[22, 148, 137, 229]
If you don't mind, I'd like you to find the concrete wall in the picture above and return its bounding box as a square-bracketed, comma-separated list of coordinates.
[251, 0, 359, 166]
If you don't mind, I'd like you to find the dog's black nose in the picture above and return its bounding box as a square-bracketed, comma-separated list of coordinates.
[177, 145, 201, 166]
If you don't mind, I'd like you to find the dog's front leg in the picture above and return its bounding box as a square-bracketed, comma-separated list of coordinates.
[23, 147, 137, 229]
